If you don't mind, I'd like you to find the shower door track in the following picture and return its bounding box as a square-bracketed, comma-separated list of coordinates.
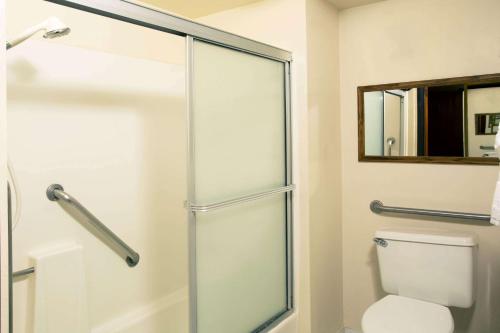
[45, 0, 292, 62]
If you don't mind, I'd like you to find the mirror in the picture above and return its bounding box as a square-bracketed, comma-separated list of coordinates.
[358, 73, 500, 165]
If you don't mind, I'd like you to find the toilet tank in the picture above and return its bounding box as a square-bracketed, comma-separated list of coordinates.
[374, 228, 477, 308]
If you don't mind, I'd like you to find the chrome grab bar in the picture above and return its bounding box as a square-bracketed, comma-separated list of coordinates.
[189, 185, 295, 213]
[370, 200, 490, 222]
[13, 267, 35, 278]
[46, 184, 140, 267]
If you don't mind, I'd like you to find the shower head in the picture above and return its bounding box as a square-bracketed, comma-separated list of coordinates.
[6, 17, 71, 50]
[41, 17, 71, 39]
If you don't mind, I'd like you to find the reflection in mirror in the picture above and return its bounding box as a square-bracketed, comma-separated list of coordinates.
[475, 113, 500, 135]
[363, 82, 500, 160]
[469, 88, 500, 157]
[364, 89, 420, 157]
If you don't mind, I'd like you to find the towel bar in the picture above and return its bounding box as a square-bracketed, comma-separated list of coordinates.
[189, 185, 295, 212]
[370, 200, 491, 222]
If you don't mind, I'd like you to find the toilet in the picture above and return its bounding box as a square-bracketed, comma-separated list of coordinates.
[362, 228, 477, 333]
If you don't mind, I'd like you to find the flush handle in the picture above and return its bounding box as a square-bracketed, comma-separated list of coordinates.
[373, 238, 388, 247]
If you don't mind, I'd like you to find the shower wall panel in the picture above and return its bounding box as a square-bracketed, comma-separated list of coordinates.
[7, 34, 188, 333]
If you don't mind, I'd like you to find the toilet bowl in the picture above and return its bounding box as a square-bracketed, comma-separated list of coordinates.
[362, 228, 477, 333]
[362, 295, 453, 333]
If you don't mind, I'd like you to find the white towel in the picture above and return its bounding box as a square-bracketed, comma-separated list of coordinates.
[491, 180, 500, 226]
[490, 131, 500, 225]
[32, 243, 89, 333]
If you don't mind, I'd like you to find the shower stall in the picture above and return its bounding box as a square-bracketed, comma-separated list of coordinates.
[1, 1, 295, 333]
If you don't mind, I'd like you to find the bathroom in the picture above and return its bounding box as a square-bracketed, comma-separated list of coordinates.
[0, 0, 499, 332]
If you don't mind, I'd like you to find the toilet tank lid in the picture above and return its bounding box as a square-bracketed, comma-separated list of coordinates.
[375, 228, 477, 247]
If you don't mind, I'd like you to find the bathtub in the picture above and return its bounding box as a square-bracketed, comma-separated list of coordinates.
[92, 288, 188, 333]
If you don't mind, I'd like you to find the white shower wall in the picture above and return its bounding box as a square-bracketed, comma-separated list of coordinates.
[7, 37, 188, 332]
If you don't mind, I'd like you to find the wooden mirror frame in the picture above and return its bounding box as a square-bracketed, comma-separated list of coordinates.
[358, 73, 500, 165]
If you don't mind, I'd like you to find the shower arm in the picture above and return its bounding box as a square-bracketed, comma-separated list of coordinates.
[46, 184, 140, 267]
[6, 23, 46, 49]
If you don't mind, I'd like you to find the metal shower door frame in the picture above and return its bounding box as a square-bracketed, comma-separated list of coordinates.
[2, 1, 296, 333]
[186, 36, 294, 333]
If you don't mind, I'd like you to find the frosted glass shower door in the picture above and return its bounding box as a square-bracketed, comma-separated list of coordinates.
[187, 38, 293, 333]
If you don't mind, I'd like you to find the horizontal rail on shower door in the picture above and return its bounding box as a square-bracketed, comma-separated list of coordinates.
[189, 185, 295, 213]
[46, 184, 140, 267]
[370, 200, 491, 222]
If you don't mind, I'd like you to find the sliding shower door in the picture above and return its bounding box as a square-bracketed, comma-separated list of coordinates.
[187, 38, 293, 333]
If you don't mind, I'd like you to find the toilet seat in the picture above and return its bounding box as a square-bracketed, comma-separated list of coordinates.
[362, 295, 454, 333]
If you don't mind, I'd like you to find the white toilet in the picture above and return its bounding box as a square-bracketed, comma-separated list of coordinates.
[362, 228, 477, 333]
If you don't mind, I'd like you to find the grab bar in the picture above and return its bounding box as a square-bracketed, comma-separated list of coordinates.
[13, 267, 35, 278]
[370, 200, 490, 222]
[189, 185, 295, 213]
[46, 184, 140, 267]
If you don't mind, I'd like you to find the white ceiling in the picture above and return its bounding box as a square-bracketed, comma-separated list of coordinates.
[327, 0, 385, 9]
[138, 0, 263, 18]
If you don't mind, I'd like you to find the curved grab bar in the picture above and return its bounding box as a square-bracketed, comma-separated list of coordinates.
[46, 184, 140, 267]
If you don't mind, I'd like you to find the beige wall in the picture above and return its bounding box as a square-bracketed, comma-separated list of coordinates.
[306, 0, 343, 332]
[339, 0, 500, 332]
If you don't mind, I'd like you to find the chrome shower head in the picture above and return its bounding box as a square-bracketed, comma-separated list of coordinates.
[6, 17, 71, 50]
